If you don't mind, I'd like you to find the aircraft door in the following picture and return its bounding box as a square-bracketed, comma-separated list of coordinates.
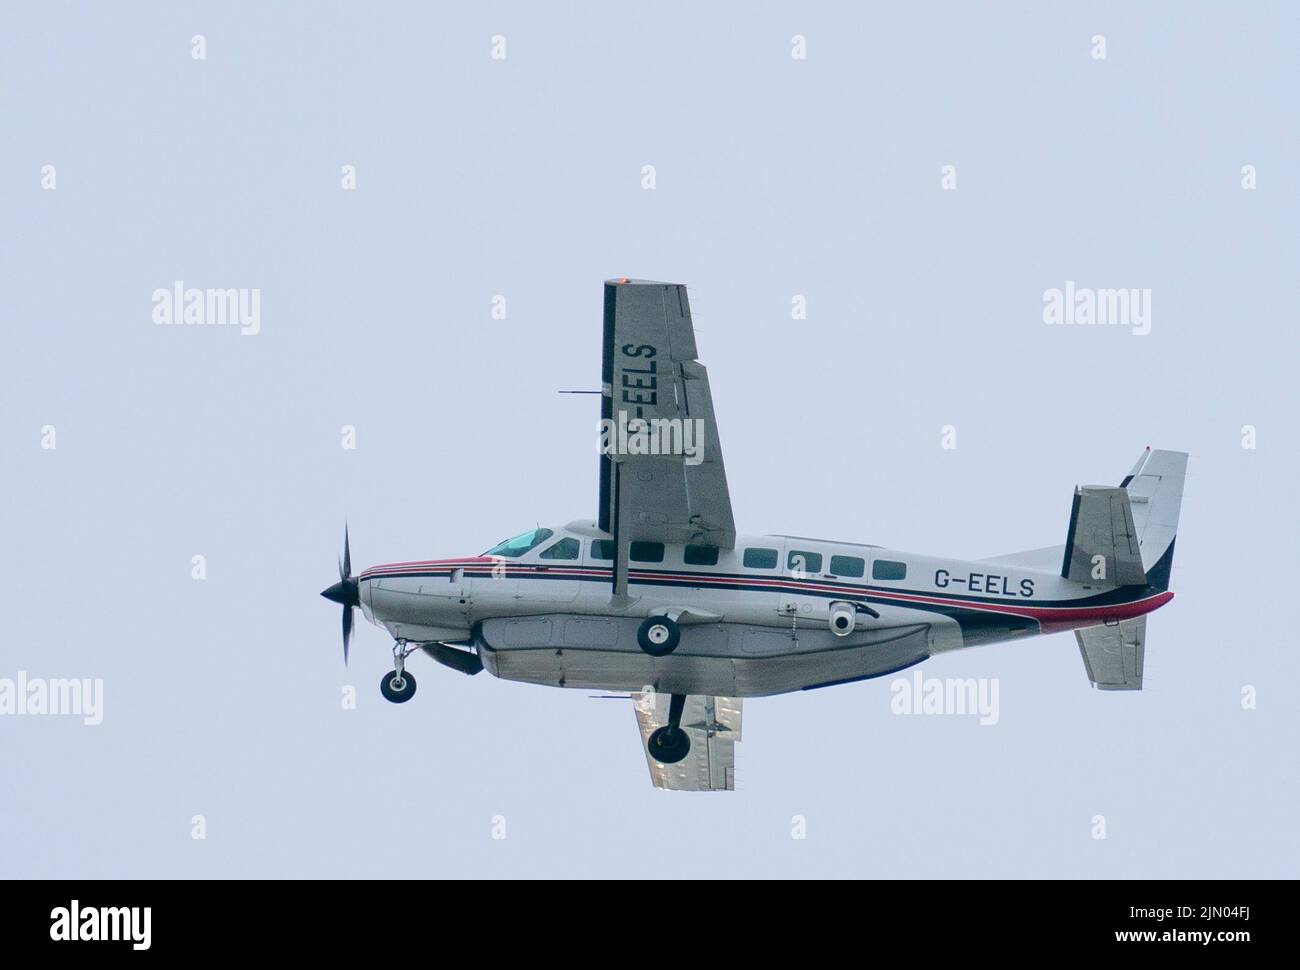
[517, 536, 582, 605]
[779, 544, 830, 629]
[578, 537, 617, 607]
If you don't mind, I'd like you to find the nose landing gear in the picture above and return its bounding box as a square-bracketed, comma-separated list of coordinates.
[380, 640, 419, 704]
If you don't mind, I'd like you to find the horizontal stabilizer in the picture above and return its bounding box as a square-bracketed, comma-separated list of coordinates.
[1077, 617, 1146, 690]
[1061, 486, 1146, 585]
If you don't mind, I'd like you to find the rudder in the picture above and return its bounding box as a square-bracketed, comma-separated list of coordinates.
[1120, 448, 1188, 591]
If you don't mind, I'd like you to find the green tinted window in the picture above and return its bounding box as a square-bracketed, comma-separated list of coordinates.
[872, 559, 907, 581]
[591, 540, 614, 561]
[787, 550, 823, 574]
[539, 538, 580, 560]
[743, 548, 778, 569]
[830, 555, 865, 578]
[483, 528, 554, 558]
[684, 544, 719, 566]
[629, 541, 665, 563]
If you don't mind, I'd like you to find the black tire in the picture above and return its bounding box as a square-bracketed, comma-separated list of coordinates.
[637, 616, 681, 657]
[647, 726, 691, 764]
[380, 669, 417, 703]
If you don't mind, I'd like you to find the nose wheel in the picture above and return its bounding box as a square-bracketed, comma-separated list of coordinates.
[380, 639, 419, 704]
[646, 693, 690, 764]
[380, 669, 417, 703]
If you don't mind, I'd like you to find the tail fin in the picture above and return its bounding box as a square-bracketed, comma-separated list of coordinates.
[1072, 450, 1186, 691]
[1061, 486, 1145, 585]
[1120, 448, 1188, 591]
[1060, 448, 1187, 589]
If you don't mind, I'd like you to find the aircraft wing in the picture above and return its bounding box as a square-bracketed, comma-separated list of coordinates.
[1076, 617, 1146, 690]
[634, 693, 742, 791]
[598, 280, 736, 575]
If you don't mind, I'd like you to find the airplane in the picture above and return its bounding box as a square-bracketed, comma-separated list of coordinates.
[321, 278, 1188, 791]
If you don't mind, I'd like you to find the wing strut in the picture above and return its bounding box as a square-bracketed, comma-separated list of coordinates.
[611, 462, 630, 597]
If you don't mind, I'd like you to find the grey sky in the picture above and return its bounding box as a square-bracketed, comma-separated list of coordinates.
[2, 2, 1296, 877]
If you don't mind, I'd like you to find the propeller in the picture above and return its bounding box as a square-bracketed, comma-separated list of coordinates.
[320, 525, 361, 664]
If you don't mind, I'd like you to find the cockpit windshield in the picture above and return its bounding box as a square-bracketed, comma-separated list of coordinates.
[482, 528, 554, 558]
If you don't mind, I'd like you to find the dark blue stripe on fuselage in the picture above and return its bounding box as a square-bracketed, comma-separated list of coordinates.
[365, 564, 1159, 611]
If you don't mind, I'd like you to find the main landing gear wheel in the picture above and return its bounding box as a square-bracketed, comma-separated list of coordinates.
[646, 692, 691, 764]
[647, 725, 690, 764]
[637, 616, 681, 656]
[380, 669, 417, 703]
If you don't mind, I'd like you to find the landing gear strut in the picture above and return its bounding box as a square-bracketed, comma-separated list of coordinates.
[647, 693, 690, 764]
[380, 639, 418, 704]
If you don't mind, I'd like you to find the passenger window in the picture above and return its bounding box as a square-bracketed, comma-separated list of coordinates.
[830, 555, 865, 578]
[743, 547, 778, 569]
[787, 550, 823, 574]
[539, 538, 580, 561]
[684, 544, 719, 566]
[629, 541, 665, 563]
[591, 540, 614, 561]
[872, 559, 907, 581]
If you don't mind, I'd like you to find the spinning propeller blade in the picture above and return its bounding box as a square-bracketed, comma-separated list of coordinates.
[321, 524, 360, 665]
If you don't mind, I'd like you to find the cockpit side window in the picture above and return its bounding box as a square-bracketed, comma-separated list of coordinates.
[483, 528, 554, 558]
[539, 537, 580, 560]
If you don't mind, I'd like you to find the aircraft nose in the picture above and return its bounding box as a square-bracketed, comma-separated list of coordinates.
[320, 578, 359, 607]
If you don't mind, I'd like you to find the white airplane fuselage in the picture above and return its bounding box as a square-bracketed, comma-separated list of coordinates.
[321, 277, 1185, 786]
[355, 519, 1172, 698]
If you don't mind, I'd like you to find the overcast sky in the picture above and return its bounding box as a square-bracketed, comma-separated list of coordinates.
[2, 1, 1296, 878]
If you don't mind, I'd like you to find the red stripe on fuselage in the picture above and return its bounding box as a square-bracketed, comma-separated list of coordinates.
[357, 560, 1174, 628]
